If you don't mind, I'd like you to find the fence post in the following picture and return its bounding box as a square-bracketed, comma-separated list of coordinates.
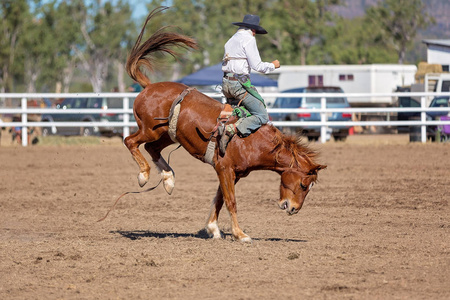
[320, 97, 327, 143]
[421, 96, 426, 143]
[21, 97, 28, 147]
[123, 97, 130, 138]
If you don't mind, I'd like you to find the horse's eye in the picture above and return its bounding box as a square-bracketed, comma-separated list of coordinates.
[300, 183, 307, 191]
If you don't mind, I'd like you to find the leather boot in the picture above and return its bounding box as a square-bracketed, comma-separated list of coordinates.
[219, 125, 236, 156]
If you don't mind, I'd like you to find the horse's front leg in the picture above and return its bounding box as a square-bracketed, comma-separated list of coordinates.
[217, 169, 251, 242]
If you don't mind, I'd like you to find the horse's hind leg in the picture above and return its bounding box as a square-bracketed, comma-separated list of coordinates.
[124, 130, 153, 187]
[144, 134, 175, 194]
[206, 187, 224, 239]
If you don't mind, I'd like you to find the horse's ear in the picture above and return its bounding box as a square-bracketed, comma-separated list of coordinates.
[307, 164, 327, 175]
[316, 164, 327, 171]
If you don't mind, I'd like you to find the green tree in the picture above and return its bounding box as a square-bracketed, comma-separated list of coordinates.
[314, 17, 397, 64]
[365, 0, 434, 64]
[0, 0, 29, 93]
[263, 0, 343, 65]
[48, 0, 85, 93]
[74, 0, 134, 92]
[21, 15, 48, 93]
[142, 1, 275, 80]
[17, 1, 85, 93]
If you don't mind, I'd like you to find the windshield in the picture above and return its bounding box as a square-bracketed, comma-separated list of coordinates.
[305, 97, 347, 104]
[106, 99, 123, 109]
[60, 99, 73, 108]
[305, 88, 347, 105]
[431, 97, 449, 107]
[274, 97, 302, 108]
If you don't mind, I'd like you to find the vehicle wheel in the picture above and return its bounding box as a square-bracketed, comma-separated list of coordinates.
[81, 127, 94, 136]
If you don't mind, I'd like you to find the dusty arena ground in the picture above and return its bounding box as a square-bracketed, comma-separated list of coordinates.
[0, 133, 449, 299]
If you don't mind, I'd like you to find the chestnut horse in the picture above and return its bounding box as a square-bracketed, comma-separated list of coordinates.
[124, 7, 326, 242]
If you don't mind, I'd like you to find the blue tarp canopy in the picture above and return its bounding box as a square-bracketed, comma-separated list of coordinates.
[177, 63, 278, 87]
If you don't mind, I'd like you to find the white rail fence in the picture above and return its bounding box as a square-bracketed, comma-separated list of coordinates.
[1, 92, 449, 146]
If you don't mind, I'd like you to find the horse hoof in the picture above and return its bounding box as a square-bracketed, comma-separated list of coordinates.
[138, 172, 148, 187]
[162, 170, 175, 195]
[233, 233, 252, 243]
[240, 236, 252, 243]
[206, 221, 223, 239]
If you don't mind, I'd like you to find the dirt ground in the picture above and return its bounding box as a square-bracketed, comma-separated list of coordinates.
[0, 134, 449, 299]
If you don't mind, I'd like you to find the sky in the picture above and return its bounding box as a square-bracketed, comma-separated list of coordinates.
[38, 0, 172, 22]
[118, 0, 173, 21]
[126, 0, 150, 20]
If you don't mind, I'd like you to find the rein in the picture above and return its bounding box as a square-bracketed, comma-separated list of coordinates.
[97, 144, 182, 222]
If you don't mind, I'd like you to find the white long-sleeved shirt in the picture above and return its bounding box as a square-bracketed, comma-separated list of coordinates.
[222, 29, 275, 76]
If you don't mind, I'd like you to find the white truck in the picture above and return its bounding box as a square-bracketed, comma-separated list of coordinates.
[269, 64, 417, 107]
[411, 72, 450, 105]
[264, 64, 418, 132]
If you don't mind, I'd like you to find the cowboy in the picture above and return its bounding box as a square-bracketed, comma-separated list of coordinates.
[220, 14, 280, 155]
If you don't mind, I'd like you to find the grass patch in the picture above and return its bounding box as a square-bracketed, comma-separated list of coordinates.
[38, 136, 102, 146]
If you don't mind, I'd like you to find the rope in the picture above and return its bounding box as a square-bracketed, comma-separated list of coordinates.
[97, 144, 182, 222]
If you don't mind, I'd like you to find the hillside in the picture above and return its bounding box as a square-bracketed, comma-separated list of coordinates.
[333, 0, 450, 37]
[332, 0, 450, 63]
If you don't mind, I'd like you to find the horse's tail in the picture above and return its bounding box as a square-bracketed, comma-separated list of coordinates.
[126, 6, 199, 88]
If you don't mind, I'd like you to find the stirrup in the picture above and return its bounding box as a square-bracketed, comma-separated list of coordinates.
[218, 124, 225, 137]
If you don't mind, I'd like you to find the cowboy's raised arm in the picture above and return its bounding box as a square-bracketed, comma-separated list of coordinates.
[244, 37, 276, 74]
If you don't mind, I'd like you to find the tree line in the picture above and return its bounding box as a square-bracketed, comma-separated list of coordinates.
[0, 0, 433, 93]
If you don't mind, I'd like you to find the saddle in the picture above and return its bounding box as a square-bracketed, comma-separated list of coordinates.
[162, 87, 252, 166]
[202, 104, 252, 164]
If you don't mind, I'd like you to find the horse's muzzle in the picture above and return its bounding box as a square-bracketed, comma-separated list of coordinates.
[279, 200, 299, 215]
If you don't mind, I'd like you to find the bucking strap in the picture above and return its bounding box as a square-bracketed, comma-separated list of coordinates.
[168, 87, 195, 121]
[166, 87, 195, 142]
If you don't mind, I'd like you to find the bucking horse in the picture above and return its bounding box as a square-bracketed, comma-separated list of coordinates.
[119, 7, 326, 242]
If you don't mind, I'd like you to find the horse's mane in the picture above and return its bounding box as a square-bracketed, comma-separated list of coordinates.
[271, 127, 319, 170]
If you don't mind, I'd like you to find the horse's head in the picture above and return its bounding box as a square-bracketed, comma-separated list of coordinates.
[278, 164, 326, 215]
[270, 131, 327, 215]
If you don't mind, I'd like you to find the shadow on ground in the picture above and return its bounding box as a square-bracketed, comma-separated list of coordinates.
[112, 229, 307, 243]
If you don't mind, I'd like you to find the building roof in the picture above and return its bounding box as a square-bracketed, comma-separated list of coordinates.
[422, 39, 450, 48]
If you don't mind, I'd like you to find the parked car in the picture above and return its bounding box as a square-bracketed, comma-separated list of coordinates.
[395, 87, 448, 140]
[427, 96, 449, 118]
[427, 96, 449, 141]
[270, 86, 352, 141]
[41, 97, 136, 137]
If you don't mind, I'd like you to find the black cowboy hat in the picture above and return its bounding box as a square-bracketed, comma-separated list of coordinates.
[232, 14, 268, 34]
